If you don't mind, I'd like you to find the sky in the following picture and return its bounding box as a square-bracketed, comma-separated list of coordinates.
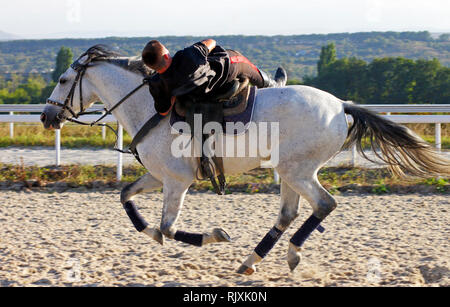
[1, 0, 449, 39]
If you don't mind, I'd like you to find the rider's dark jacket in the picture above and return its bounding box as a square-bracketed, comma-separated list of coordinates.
[147, 42, 230, 115]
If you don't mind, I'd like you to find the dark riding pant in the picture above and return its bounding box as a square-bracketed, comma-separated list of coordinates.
[226, 50, 265, 88]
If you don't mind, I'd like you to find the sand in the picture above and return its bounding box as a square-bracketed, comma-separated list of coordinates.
[0, 190, 448, 287]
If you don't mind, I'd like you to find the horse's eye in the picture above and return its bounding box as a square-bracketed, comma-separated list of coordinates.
[59, 78, 67, 85]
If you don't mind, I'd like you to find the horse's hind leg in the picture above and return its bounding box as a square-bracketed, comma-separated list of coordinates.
[282, 175, 337, 272]
[237, 181, 301, 275]
[121, 172, 164, 244]
[159, 180, 232, 247]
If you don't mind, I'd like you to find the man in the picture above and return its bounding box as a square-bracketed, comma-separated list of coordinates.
[141, 39, 286, 194]
[142, 39, 287, 116]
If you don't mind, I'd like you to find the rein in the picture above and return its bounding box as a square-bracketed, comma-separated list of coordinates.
[46, 57, 162, 164]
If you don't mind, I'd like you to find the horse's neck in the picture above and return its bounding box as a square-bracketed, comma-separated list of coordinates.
[92, 64, 155, 138]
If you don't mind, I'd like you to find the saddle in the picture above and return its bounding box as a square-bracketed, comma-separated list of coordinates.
[171, 78, 257, 195]
[174, 78, 251, 118]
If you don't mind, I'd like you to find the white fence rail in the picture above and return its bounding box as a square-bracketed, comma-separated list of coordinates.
[1, 104, 449, 182]
[0, 104, 120, 180]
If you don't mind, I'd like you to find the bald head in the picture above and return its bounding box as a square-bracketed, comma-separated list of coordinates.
[142, 40, 171, 72]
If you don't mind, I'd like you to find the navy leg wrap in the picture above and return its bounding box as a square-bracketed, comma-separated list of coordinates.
[290, 215, 323, 247]
[254, 227, 283, 258]
[123, 201, 149, 232]
[174, 231, 203, 247]
[317, 225, 326, 233]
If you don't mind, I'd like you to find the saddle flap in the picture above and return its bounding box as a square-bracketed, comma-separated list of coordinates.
[223, 82, 250, 117]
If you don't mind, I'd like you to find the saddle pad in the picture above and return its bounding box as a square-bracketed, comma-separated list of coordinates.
[170, 86, 257, 136]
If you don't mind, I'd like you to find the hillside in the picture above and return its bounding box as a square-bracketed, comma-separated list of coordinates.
[0, 30, 21, 41]
[0, 31, 449, 80]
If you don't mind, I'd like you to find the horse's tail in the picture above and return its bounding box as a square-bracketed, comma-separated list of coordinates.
[342, 102, 450, 178]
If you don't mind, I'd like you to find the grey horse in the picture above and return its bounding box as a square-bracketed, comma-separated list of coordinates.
[41, 46, 450, 275]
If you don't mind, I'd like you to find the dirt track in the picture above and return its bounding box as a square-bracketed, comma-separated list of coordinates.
[0, 190, 448, 287]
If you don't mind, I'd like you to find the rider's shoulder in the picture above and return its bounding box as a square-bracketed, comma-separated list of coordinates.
[177, 41, 209, 58]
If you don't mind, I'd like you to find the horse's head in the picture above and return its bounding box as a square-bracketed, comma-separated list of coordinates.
[41, 45, 118, 129]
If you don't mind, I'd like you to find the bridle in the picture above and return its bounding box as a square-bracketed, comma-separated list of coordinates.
[46, 56, 148, 128]
[45, 55, 153, 160]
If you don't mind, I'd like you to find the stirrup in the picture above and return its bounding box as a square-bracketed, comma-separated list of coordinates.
[198, 158, 223, 196]
[210, 176, 222, 196]
[218, 174, 226, 195]
[211, 156, 227, 195]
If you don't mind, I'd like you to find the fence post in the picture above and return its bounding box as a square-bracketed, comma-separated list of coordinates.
[9, 112, 14, 138]
[351, 145, 357, 167]
[117, 123, 123, 181]
[55, 129, 61, 167]
[274, 170, 280, 184]
[435, 123, 441, 151]
[102, 111, 106, 140]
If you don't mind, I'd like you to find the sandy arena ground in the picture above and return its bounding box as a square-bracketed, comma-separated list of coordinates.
[0, 190, 448, 287]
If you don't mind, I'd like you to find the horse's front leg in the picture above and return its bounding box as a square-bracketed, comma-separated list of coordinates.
[121, 172, 164, 245]
[160, 180, 232, 247]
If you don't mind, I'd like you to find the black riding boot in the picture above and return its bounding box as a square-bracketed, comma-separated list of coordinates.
[260, 67, 288, 88]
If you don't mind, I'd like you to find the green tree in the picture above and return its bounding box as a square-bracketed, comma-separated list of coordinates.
[40, 81, 57, 103]
[314, 57, 369, 102]
[6, 73, 24, 91]
[0, 75, 6, 90]
[411, 59, 440, 103]
[52, 46, 74, 82]
[19, 75, 46, 104]
[367, 57, 416, 104]
[0, 88, 8, 104]
[318, 43, 337, 76]
[305, 44, 450, 105]
[0, 88, 30, 104]
[287, 79, 303, 85]
[438, 33, 449, 42]
[434, 67, 450, 104]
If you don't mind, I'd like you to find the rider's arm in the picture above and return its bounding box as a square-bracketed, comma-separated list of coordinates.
[148, 75, 174, 116]
[159, 96, 176, 116]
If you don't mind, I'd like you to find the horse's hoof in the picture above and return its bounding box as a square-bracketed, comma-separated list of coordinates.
[154, 229, 164, 246]
[287, 244, 302, 272]
[237, 264, 255, 275]
[143, 227, 164, 246]
[288, 255, 301, 272]
[213, 228, 232, 243]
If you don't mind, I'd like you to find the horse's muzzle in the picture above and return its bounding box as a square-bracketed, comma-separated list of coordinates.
[41, 105, 63, 130]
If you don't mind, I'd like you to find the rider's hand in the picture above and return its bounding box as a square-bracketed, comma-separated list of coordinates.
[201, 39, 217, 53]
[143, 76, 152, 84]
[159, 96, 177, 116]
